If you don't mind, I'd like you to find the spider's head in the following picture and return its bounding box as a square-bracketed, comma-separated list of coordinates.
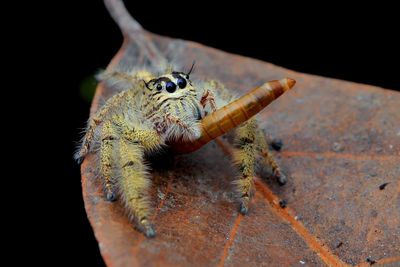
[143, 62, 195, 95]
[143, 65, 200, 117]
[144, 71, 193, 95]
[143, 65, 202, 141]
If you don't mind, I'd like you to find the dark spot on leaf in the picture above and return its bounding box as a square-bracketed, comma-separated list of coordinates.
[370, 210, 378, 218]
[279, 199, 287, 208]
[270, 139, 283, 151]
[332, 142, 344, 152]
[379, 182, 389, 190]
[366, 257, 376, 265]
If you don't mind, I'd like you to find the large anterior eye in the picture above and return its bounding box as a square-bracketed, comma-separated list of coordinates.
[166, 81, 177, 93]
[177, 77, 187, 89]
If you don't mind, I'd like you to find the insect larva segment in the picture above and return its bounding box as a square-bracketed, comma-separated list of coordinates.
[172, 78, 296, 153]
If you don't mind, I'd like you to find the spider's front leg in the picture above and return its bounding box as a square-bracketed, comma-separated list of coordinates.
[101, 116, 162, 237]
[118, 121, 163, 237]
[118, 137, 155, 237]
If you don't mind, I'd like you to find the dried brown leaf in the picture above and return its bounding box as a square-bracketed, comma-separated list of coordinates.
[81, 1, 400, 266]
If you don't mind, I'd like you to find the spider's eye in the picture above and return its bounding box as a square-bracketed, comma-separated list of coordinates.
[156, 84, 162, 91]
[177, 77, 187, 89]
[166, 81, 177, 93]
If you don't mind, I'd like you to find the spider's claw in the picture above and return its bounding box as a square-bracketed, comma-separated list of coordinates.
[140, 219, 156, 238]
[74, 154, 84, 164]
[106, 191, 117, 202]
[239, 202, 249, 215]
[145, 225, 156, 238]
[274, 170, 287, 185]
[74, 147, 88, 165]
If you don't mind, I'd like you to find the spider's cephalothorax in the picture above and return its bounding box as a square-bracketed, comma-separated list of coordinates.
[142, 70, 203, 142]
[76, 66, 293, 237]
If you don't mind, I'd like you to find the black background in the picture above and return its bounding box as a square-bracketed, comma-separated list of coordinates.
[38, 1, 398, 266]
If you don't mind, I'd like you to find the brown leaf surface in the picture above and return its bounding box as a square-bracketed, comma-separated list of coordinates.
[81, 1, 400, 266]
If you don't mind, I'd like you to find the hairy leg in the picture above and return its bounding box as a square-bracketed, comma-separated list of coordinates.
[75, 70, 155, 162]
[232, 118, 257, 214]
[255, 127, 287, 185]
[204, 81, 257, 213]
[100, 121, 119, 201]
[75, 90, 131, 162]
[114, 119, 163, 237]
[118, 138, 155, 237]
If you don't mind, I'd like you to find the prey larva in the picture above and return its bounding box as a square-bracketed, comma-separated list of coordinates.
[76, 64, 295, 237]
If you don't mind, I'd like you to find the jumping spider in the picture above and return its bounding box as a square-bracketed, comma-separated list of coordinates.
[76, 65, 291, 237]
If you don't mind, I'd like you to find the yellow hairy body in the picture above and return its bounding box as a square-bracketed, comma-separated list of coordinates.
[76, 67, 295, 237]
